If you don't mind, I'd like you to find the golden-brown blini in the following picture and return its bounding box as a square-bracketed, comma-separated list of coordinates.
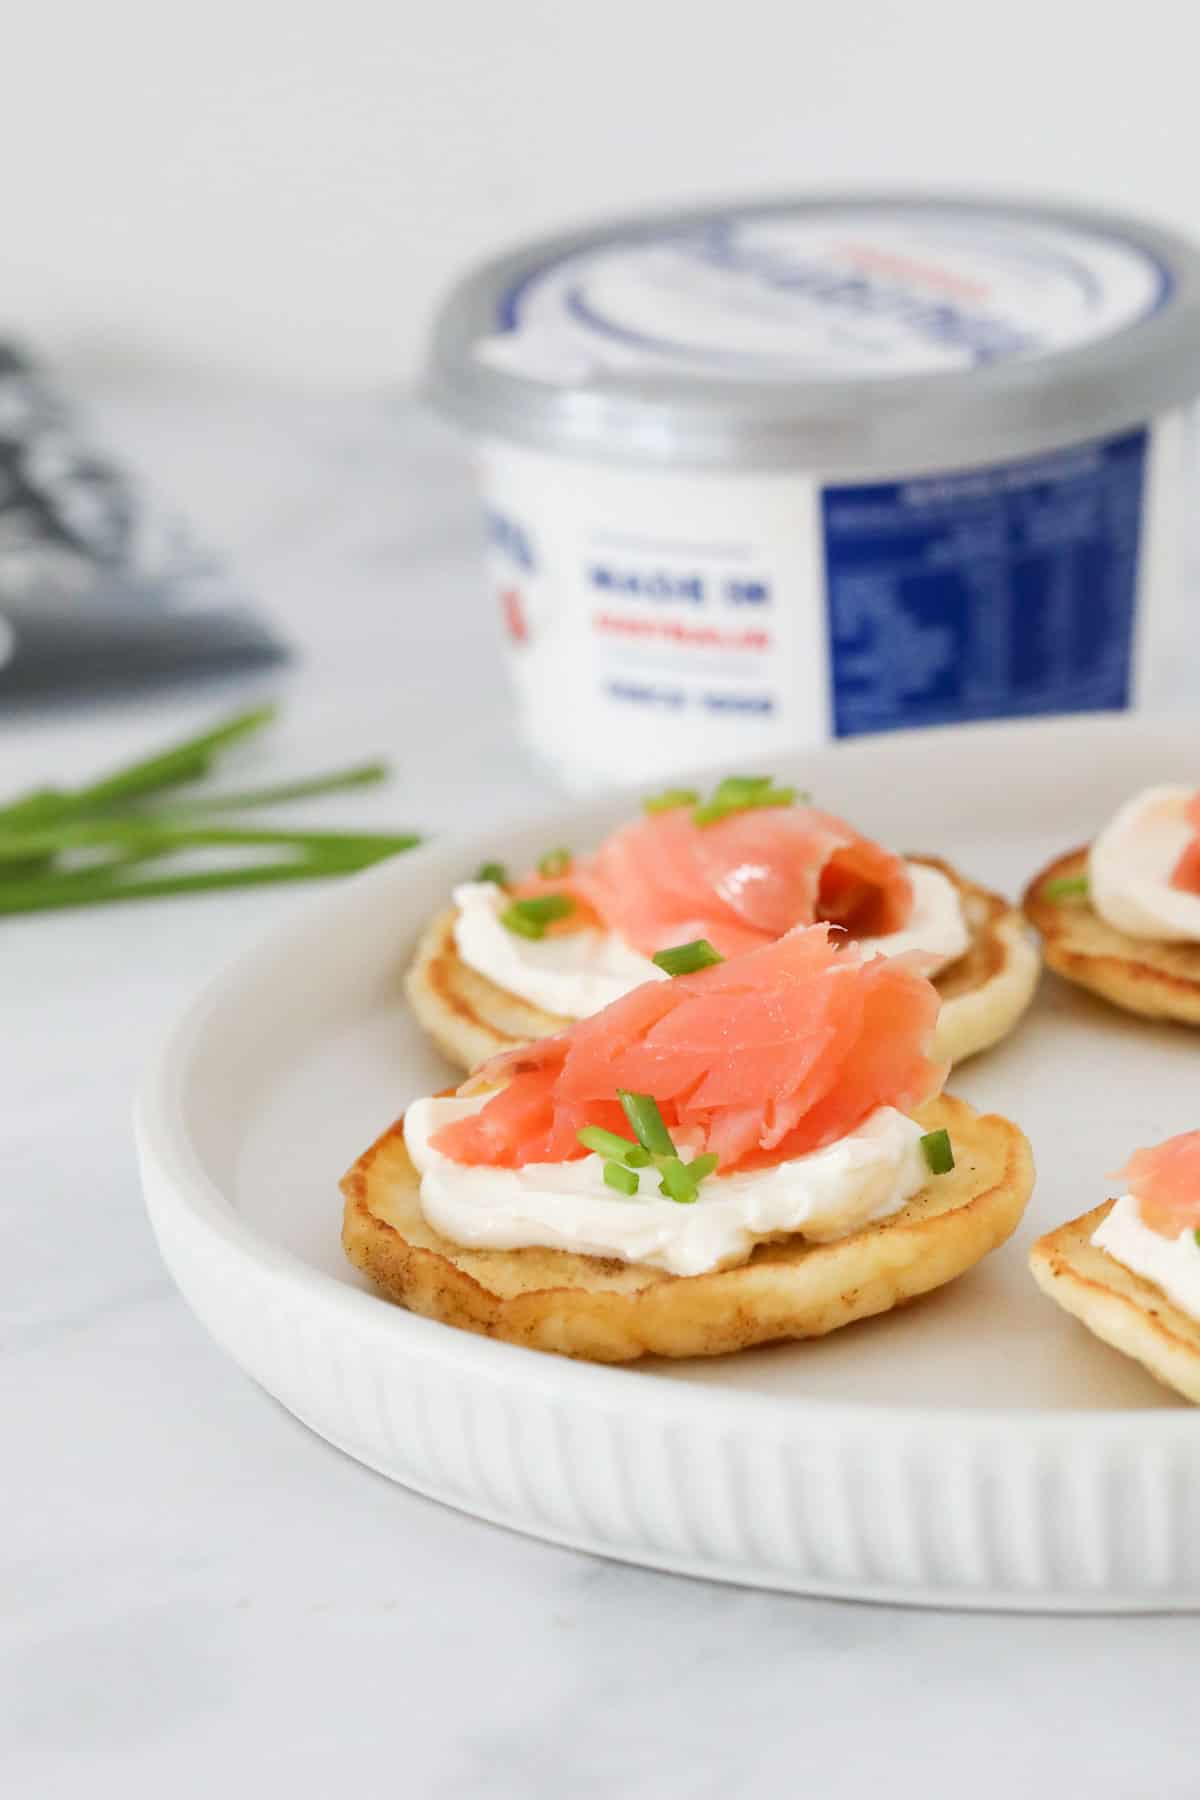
[1030, 1202, 1200, 1403]
[407, 855, 1040, 1075]
[1024, 848, 1200, 1025]
[342, 1093, 1034, 1364]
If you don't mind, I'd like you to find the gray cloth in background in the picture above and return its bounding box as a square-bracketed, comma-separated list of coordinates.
[0, 346, 286, 698]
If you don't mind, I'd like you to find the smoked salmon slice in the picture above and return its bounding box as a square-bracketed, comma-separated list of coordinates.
[432, 923, 946, 1173]
[1170, 792, 1200, 894]
[1113, 1130, 1200, 1237]
[512, 804, 914, 958]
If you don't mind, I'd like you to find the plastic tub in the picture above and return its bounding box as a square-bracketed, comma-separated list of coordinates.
[426, 194, 1200, 789]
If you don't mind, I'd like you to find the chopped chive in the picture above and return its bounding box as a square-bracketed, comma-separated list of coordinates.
[920, 1128, 955, 1176]
[617, 1089, 677, 1158]
[604, 1160, 640, 1197]
[499, 893, 575, 939]
[578, 1125, 642, 1161]
[623, 1145, 652, 1168]
[658, 1156, 700, 1204]
[1194, 1228, 1200, 1249]
[643, 787, 699, 814]
[510, 893, 574, 923]
[693, 774, 797, 827]
[719, 774, 775, 796]
[709, 784, 796, 816]
[652, 937, 724, 976]
[658, 1151, 720, 1203]
[537, 847, 572, 878]
[499, 906, 544, 940]
[476, 860, 508, 885]
[1043, 873, 1090, 901]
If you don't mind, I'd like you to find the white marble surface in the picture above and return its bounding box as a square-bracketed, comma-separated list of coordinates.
[3, 358, 1197, 1799]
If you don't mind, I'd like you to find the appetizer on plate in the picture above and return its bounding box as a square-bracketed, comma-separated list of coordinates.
[407, 777, 1040, 1073]
[346, 921, 1034, 1362]
[1030, 1130, 1200, 1403]
[1024, 785, 1200, 1024]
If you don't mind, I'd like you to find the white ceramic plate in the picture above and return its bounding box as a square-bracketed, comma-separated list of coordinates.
[137, 716, 1200, 1611]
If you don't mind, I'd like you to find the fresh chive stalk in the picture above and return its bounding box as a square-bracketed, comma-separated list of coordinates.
[0, 819, 420, 865]
[0, 706, 281, 836]
[0, 706, 421, 917]
[617, 1089, 677, 1157]
[537, 847, 572, 878]
[920, 1128, 955, 1176]
[652, 938, 724, 976]
[0, 706, 279, 836]
[159, 760, 388, 815]
[0, 856, 400, 917]
[623, 1145, 652, 1168]
[1043, 873, 1090, 901]
[643, 787, 700, 814]
[499, 893, 575, 939]
[475, 861, 508, 885]
[603, 1161, 640, 1197]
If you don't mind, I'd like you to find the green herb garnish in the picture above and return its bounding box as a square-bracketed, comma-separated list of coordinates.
[161, 761, 389, 815]
[643, 787, 700, 814]
[1043, 873, 1090, 901]
[499, 893, 575, 938]
[604, 1161, 640, 1197]
[578, 1125, 642, 1161]
[476, 860, 508, 885]
[656, 1152, 722, 1204]
[693, 774, 798, 827]
[617, 1089, 677, 1157]
[0, 708, 419, 917]
[585, 1098, 721, 1204]
[0, 705, 279, 832]
[652, 938, 724, 976]
[920, 1128, 955, 1176]
[537, 847, 572, 878]
[0, 854, 414, 916]
[0, 819, 416, 868]
[657, 1156, 699, 1204]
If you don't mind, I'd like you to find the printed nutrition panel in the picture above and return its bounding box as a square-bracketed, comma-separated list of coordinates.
[822, 430, 1147, 737]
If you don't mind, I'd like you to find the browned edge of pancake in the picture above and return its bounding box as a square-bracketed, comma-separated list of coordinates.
[1030, 1201, 1200, 1404]
[1023, 847, 1200, 1025]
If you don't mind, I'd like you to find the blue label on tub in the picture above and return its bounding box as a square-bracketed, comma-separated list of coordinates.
[821, 430, 1147, 737]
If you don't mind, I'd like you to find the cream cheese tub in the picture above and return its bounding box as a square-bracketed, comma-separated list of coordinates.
[426, 194, 1200, 789]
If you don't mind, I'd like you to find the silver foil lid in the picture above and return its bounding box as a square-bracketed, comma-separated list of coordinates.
[425, 193, 1200, 471]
